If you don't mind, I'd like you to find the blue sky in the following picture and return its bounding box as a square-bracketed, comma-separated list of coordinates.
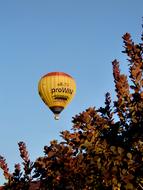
[0, 0, 143, 184]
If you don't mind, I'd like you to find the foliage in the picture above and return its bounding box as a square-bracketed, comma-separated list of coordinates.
[1, 30, 143, 190]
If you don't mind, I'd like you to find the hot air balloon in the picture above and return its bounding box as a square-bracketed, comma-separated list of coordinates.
[38, 72, 76, 120]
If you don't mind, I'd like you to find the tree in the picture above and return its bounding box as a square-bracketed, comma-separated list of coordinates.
[0, 30, 143, 190]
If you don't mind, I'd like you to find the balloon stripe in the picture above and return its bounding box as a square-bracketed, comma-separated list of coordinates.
[44, 77, 51, 107]
[42, 72, 73, 79]
[40, 78, 49, 107]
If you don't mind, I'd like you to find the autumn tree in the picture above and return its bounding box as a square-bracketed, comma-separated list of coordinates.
[0, 30, 143, 190]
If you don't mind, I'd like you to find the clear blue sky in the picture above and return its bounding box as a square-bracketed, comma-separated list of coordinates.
[0, 0, 143, 184]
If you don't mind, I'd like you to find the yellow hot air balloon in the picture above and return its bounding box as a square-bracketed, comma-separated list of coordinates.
[38, 72, 76, 120]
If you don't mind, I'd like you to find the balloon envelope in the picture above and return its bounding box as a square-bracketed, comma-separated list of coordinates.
[38, 72, 76, 119]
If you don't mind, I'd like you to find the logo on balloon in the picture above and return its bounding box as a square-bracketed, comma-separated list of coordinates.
[51, 87, 74, 95]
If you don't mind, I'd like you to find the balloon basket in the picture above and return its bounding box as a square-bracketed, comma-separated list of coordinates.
[54, 114, 60, 120]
